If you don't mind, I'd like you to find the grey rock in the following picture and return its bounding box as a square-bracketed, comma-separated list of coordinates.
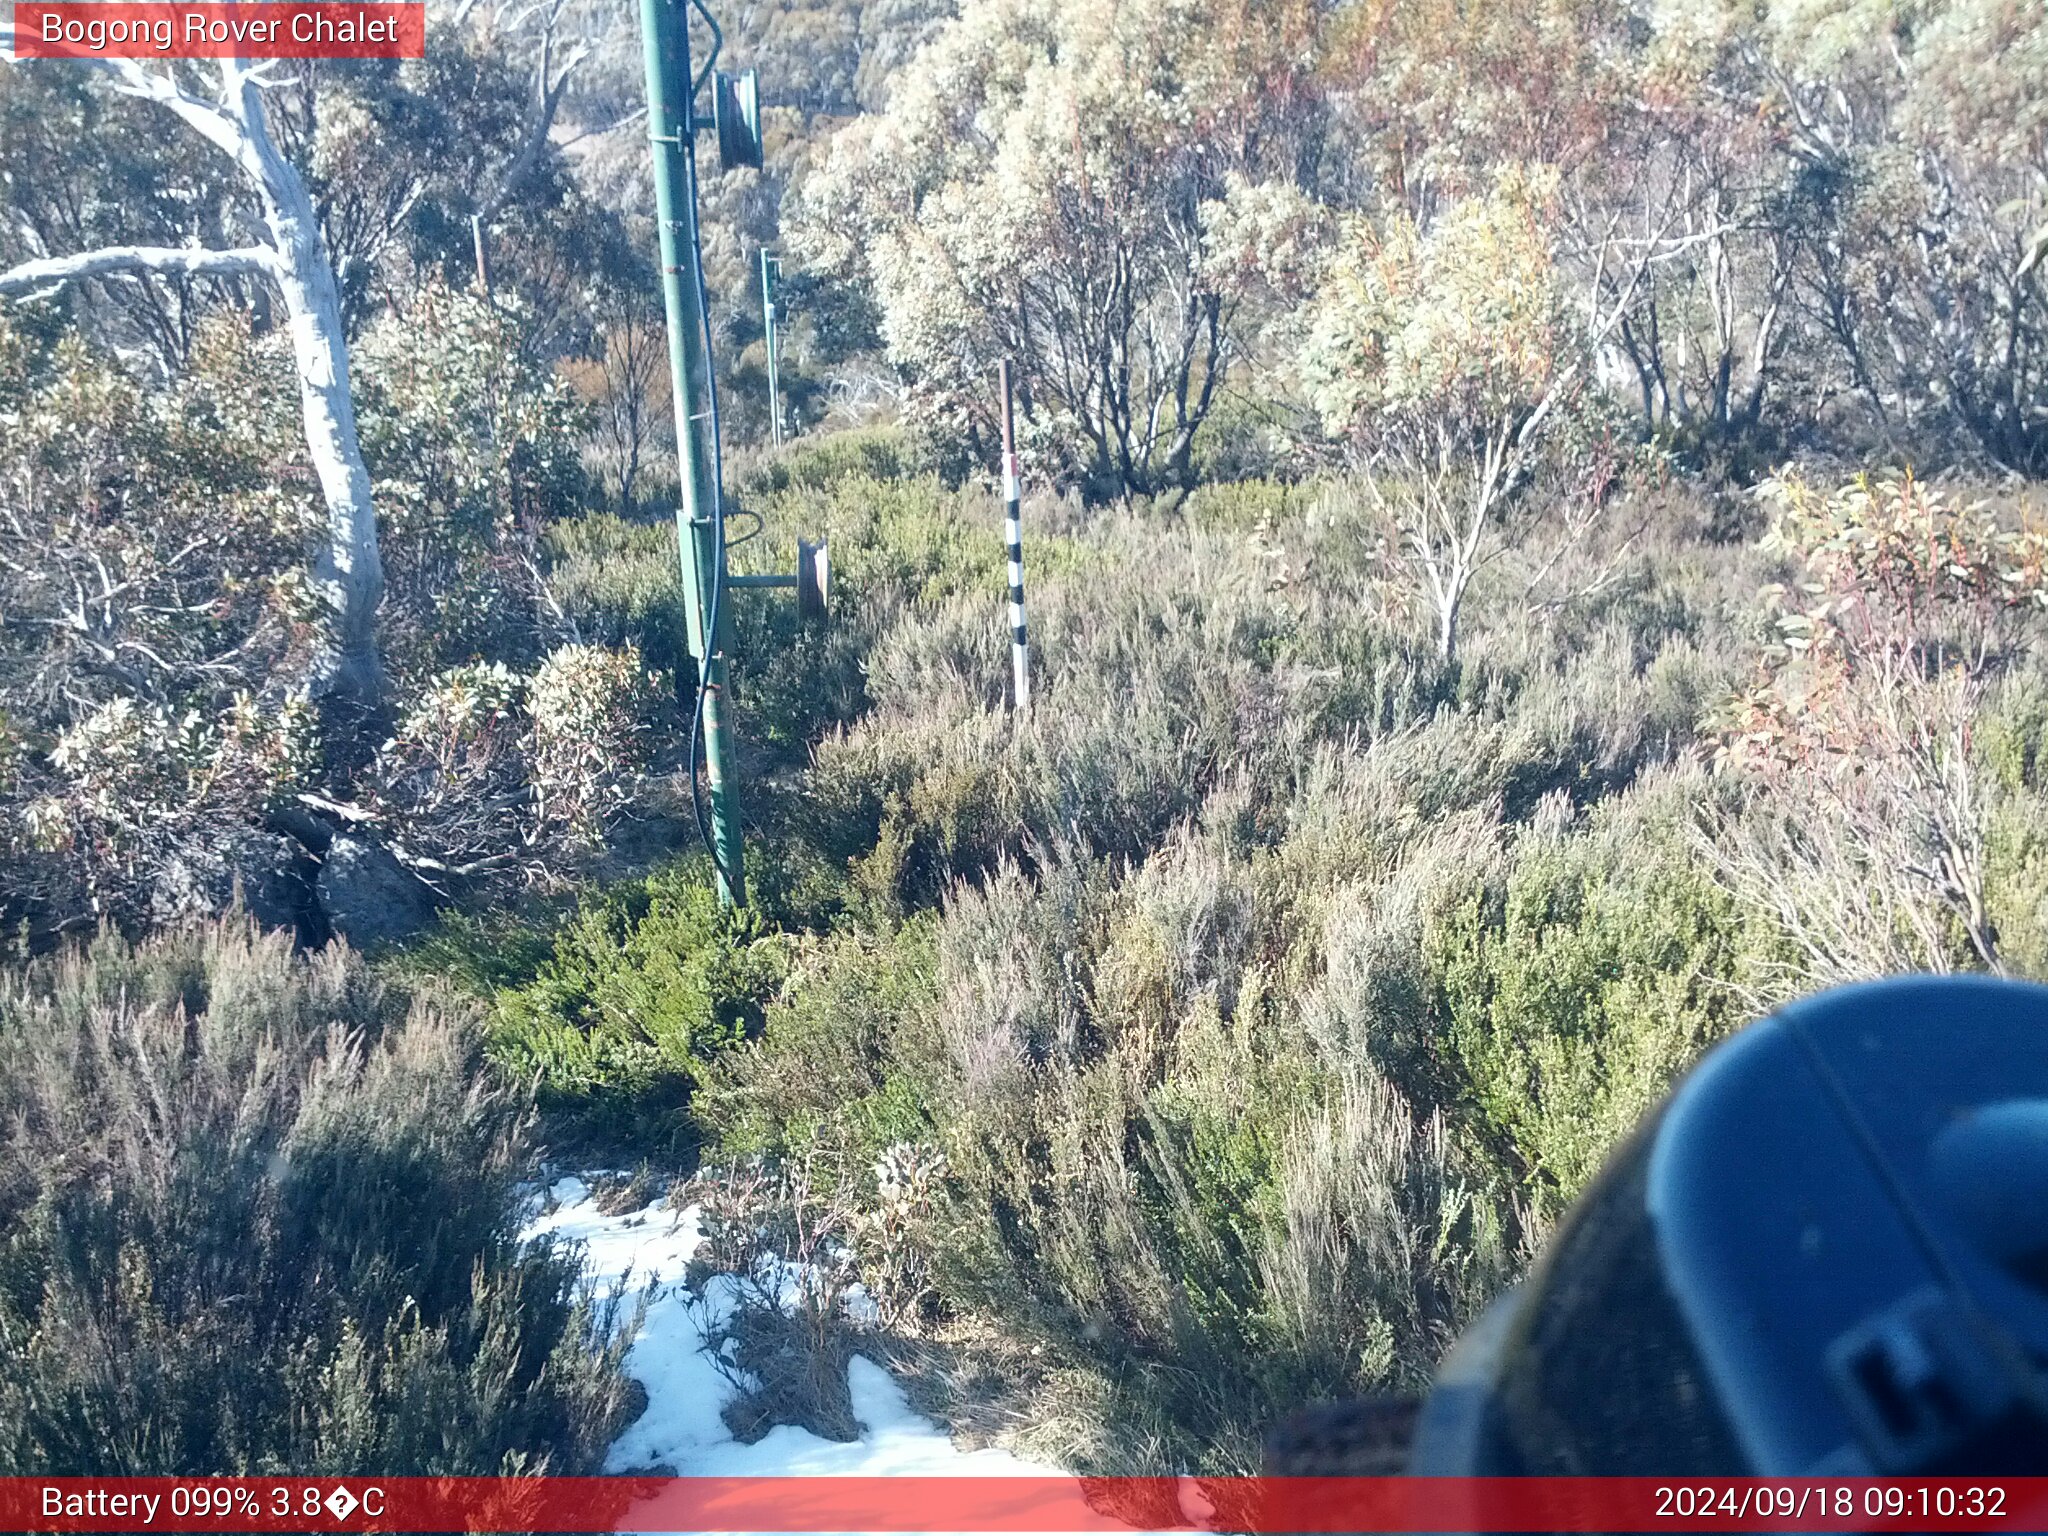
[150, 831, 311, 933]
[315, 835, 439, 950]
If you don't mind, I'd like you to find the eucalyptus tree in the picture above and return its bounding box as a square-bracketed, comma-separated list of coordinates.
[1752, 0, 2048, 473]
[794, 0, 1327, 501]
[0, 49, 387, 729]
[1300, 169, 1618, 663]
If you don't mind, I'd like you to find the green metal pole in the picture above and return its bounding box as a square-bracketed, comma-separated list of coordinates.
[761, 249, 783, 447]
[639, 0, 746, 906]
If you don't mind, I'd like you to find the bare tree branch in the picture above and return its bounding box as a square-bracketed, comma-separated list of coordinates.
[100, 57, 253, 162]
[0, 244, 280, 299]
[472, 0, 590, 226]
[2018, 222, 2048, 284]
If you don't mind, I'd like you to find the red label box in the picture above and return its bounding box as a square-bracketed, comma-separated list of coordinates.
[5, 1476, 2048, 1534]
[12, 3, 425, 59]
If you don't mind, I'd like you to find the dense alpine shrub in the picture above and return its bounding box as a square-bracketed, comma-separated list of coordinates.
[0, 920, 634, 1473]
[418, 433, 2030, 1474]
[471, 860, 792, 1155]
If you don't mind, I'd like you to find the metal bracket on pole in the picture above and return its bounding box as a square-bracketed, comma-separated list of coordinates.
[728, 539, 829, 619]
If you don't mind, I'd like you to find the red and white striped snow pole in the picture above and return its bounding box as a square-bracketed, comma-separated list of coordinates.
[998, 360, 1031, 714]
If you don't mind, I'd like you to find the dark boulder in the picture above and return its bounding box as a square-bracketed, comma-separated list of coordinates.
[150, 831, 313, 935]
[315, 835, 439, 950]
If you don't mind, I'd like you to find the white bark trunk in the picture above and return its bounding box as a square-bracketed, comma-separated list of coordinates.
[219, 65, 386, 717]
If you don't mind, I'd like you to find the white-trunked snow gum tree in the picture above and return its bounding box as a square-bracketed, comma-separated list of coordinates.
[0, 47, 386, 731]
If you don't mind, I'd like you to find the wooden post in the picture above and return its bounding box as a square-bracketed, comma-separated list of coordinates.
[999, 360, 1031, 714]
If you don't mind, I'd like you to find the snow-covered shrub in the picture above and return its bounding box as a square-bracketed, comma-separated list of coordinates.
[685, 1157, 864, 1444]
[0, 919, 634, 1473]
[679, 1142, 950, 1444]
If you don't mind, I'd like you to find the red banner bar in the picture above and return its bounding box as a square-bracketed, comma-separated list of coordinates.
[6, 1477, 2048, 1533]
[11, 4, 424, 59]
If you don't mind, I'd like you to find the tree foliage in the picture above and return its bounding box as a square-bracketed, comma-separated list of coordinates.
[794, 0, 1326, 499]
[1713, 470, 2048, 978]
[1299, 167, 1620, 660]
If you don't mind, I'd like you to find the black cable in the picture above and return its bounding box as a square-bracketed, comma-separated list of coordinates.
[725, 506, 764, 548]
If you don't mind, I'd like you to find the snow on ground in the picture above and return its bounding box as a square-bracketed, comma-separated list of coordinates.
[524, 1175, 1062, 1478]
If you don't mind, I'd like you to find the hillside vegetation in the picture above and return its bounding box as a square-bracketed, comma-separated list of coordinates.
[4, 0, 2048, 1479]
[424, 438, 2048, 1469]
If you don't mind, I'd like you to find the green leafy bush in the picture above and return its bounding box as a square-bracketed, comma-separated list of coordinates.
[482, 861, 791, 1154]
[546, 514, 694, 678]
[1429, 774, 1768, 1217]
[741, 428, 921, 496]
[694, 918, 943, 1166]
[898, 840, 1522, 1472]
[0, 920, 633, 1474]
[353, 281, 594, 678]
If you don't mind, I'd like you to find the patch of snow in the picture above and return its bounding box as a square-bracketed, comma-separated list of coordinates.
[524, 1175, 1060, 1479]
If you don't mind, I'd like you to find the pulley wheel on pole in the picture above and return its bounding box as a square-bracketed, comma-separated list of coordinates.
[714, 69, 763, 169]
